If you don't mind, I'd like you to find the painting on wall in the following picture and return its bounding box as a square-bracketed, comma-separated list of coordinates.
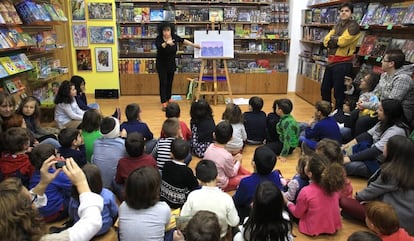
[95, 47, 113, 72]
[76, 49, 92, 71]
[71, 0, 86, 21]
[72, 24, 88, 48]
[88, 3, 113, 20]
[89, 26, 114, 44]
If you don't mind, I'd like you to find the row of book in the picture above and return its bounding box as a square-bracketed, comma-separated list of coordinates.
[0, 53, 33, 78]
[239, 40, 289, 53]
[298, 57, 326, 83]
[0, 0, 66, 25]
[360, 3, 414, 26]
[117, 5, 287, 23]
[304, 2, 414, 26]
[119, 58, 158, 74]
[0, 27, 35, 49]
[302, 27, 329, 42]
[0, 27, 58, 50]
[358, 36, 414, 63]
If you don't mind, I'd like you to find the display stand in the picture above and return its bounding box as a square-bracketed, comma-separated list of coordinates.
[195, 22, 233, 105]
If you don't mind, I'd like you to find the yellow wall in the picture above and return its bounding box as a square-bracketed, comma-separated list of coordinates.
[67, 0, 119, 94]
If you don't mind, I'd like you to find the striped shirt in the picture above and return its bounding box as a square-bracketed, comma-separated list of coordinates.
[152, 137, 175, 170]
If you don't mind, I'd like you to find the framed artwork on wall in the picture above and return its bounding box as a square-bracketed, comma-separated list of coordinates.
[72, 24, 88, 48]
[76, 49, 92, 71]
[89, 26, 114, 44]
[95, 47, 113, 72]
[88, 3, 113, 20]
[71, 0, 86, 21]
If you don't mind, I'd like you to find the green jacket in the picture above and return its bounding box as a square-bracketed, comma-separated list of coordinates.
[276, 114, 300, 156]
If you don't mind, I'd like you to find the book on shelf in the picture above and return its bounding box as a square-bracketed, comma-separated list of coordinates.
[0, 64, 8, 78]
[382, 5, 407, 26]
[0, 29, 16, 48]
[402, 4, 414, 25]
[353, 3, 368, 25]
[402, 40, 414, 63]
[176, 26, 185, 37]
[311, 8, 321, 24]
[370, 4, 387, 25]
[370, 37, 391, 57]
[389, 39, 407, 50]
[12, 77, 25, 91]
[209, 8, 223, 22]
[360, 3, 381, 26]
[303, 9, 312, 24]
[357, 35, 377, 56]
[238, 11, 251, 22]
[3, 78, 18, 94]
[319, 8, 328, 24]
[224, 7, 238, 22]
[150, 9, 163, 21]
[0, 1, 22, 24]
[0, 57, 19, 75]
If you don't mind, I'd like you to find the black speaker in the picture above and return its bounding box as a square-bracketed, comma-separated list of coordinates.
[95, 89, 119, 99]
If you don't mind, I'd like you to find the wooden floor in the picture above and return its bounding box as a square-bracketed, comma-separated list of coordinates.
[83, 93, 368, 241]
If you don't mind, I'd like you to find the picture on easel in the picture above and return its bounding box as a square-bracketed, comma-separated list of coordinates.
[194, 30, 234, 58]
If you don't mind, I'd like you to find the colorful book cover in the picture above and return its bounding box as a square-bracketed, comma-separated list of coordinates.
[370, 5, 386, 25]
[353, 2, 368, 25]
[235, 24, 244, 38]
[52, 3, 67, 21]
[12, 77, 25, 91]
[0, 57, 19, 75]
[389, 39, 407, 50]
[142, 8, 150, 22]
[370, 37, 391, 57]
[133, 7, 142, 22]
[43, 3, 60, 21]
[18, 54, 34, 69]
[209, 8, 224, 22]
[3, 79, 18, 93]
[9, 55, 28, 72]
[0, 29, 15, 48]
[3, 0, 22, 24]
[0, 2, 14, 24]
[320, 8, 329, 24]
[0, 11, 4, 24]
[150, 9, 163, 21]
[311, 8, 321, 23]
[383, 6, 407, 25]
[0, 31, 12, 48]
[13, 27, 36, 46]
[0, 64, 8, 78]
[6, 28, 26, 47]
[357, 35, 377, 56]
[402, 4, 414, 24]
[360, 3, 380, 26]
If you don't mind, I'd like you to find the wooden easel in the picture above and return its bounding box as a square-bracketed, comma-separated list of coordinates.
[195, 22, 232, 105]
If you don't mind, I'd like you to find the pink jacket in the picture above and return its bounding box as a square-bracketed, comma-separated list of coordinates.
[287, 182, 342, 236]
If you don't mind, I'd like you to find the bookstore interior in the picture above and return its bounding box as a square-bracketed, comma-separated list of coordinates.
[1, 0, 414, 109]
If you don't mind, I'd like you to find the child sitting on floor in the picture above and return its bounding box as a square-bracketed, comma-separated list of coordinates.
[204, 121, 251, 192]
[58, 128, 86, 167]
[365, 201, 414, 241]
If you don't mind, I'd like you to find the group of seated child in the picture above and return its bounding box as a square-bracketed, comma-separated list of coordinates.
[1, 81, 414, 240]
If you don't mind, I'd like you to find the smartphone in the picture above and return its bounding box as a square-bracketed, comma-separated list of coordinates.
[55, 161, 66, 169]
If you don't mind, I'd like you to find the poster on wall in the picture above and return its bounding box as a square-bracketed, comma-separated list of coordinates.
[95, 47, 113, 72]
[71, 0, 86, 21]
[89, 26, 114, 44]
[76, 49, 92, 71]
[194, 30, 234, 58]
[88, 3, 113, 20]
[72, 24, 88, 48]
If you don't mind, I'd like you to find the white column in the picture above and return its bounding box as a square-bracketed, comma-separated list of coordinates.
[287, 0, 308, 92]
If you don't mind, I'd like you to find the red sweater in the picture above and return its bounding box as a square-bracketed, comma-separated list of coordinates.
[115, 154, 157, 184]
[160, 121, 191, 141]
[381, 228, 414, 241]
[0, 152, 35, 186]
